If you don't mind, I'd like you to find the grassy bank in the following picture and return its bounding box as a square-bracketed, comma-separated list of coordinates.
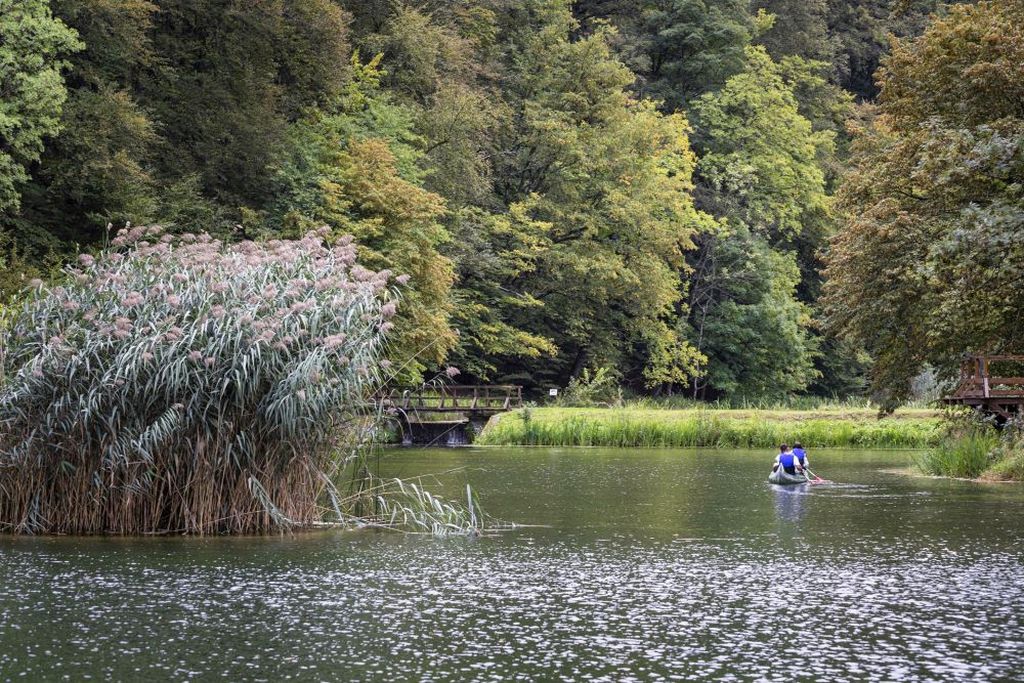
[917, 421, 1024, 481]
[477, 407, 941, 449]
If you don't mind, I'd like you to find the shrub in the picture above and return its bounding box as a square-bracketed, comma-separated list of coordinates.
[557, 367, 623, 407]
[0, 226, 395, 534]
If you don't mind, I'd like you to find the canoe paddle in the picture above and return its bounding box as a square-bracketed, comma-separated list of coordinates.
[804, 467, 830, 484]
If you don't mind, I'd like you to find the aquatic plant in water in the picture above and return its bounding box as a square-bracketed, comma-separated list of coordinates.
[0, 225, 478, 535]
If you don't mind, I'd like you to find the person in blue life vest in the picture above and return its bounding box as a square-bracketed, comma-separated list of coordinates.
[771, 443, 804, 476]
[792, 442, 809, 472]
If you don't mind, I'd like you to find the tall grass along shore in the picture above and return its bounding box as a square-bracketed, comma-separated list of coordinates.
[477, 407, 941, 449]
[917, 418, 1024, 481]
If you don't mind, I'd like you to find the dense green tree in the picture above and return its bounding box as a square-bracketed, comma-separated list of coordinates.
[572, 0, 642, 29]
[273, 56, 456, 378]
[51, 0, 155, 87]
[574, 0, 859, 397]
[825, 0, 947, 100]
[685, 225, 817, 399]
[572, 0, 760, 108]
[481, 2, 708, 388]
[2, 0, 1000, 402]
[144, 0, 351, 212]
[824, 0, 1024, 409]
[761, 54, 852, 309]
[21, 88, 159, 242]
[355, 3, 501, 208]
[358, 4, 485, 103]
[11, 0, 355, 247]
[690, 47, 832, 241]
[0, 0, 80, 215]
[12, 0, 160, 246]
[683, 46, 830, 396]
[755, 0, 834, 64]
[753, 2, 854, 175]
[807, 334, 871, 396]
[633, 0, 760, 109]
[444, 204, 557, 380]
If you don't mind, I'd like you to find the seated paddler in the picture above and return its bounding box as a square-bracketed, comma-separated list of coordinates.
[772, 444, 803, 475]
[792, 442, 808, 471]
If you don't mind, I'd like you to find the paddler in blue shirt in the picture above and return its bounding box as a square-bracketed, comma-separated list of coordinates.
[792, 442, 808, 472]
[772, 444, 803, 475]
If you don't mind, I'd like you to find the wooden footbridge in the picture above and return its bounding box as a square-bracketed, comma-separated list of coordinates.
[381, 385, 523, 445]
[942, 355, 1024, 422]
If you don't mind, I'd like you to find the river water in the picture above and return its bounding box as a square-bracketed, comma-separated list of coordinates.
[2, 448, 1023, 681]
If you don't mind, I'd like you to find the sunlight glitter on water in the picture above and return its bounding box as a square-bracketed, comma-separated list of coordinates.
[1, 448, 1023, 681]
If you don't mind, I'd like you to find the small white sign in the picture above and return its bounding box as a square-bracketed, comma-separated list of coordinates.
[548, 388, 558, 397]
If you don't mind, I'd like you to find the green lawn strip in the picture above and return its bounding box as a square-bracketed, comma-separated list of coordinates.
[477, 407, 941, 449]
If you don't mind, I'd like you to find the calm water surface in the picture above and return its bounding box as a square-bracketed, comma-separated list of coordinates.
[2, 448, 1023, 681]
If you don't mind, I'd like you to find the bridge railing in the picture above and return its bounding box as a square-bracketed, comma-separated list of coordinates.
[382, 385, 524, 413]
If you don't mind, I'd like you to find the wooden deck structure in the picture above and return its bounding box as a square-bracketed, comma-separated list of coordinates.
[381, 385, 523, 445]
[942, 355, 1024, 421]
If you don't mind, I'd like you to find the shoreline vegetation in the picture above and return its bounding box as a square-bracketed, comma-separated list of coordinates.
[476, 406, 942, 449]
[916, 420, 1024, 483]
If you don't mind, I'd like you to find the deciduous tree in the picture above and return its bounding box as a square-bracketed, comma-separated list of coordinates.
[273, 56, 456, 379]
[824, 0, 1024, 409]
[486, 2, 708, 388]
[0, 0, 80, 215]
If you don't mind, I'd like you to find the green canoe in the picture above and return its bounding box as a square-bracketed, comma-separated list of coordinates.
[768, 468, 810, 485]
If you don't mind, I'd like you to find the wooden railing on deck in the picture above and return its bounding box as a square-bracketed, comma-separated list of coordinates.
[945, 355, 1024, 400]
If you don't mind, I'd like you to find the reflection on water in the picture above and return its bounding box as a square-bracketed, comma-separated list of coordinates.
[2, 448, 1023, 681]
[772, 482, 808, 522]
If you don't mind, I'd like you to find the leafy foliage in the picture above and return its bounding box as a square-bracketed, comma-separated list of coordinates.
[0, 0, 80, 214]
[825, 0, 946, 100]
[630, 0, 759, 109]
[142, 0, 352, 211]
[681, 47, 828, 398]
[2, 0, 1008, 408]
[485, 6, 707, 388]
[685, 226, 817, 399]
[557, 367, 623, 407]
[273, 55, 455, 380]
[824, 0, 1024, 409]
[755, 0, 833, 64]
[444, 205, 557, 380]
[690, 47, 833, 241]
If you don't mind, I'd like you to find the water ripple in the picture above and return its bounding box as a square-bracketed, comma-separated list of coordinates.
[1, 448, 1023, 681]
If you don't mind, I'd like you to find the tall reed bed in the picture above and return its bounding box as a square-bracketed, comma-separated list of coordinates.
[916, 416, 1002, 479]
[0, 226, 407, 534]
[477, 408, 940, 449]
[916, 430, 999, 478]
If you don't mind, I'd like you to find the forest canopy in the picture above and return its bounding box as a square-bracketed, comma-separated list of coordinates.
[1, 0, 1015, 405]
